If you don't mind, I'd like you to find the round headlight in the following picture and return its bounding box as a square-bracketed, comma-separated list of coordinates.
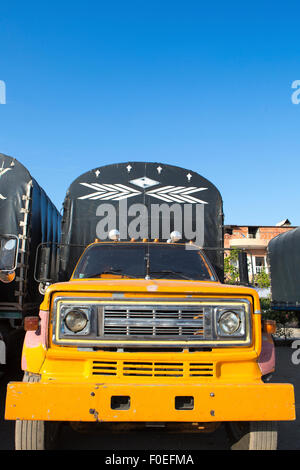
[218, 310, 240, 335]
[64, 309, 88, 333]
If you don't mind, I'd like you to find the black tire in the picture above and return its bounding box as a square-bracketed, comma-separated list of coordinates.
[0, 321, 13, 376]
[15, 420, 60, 450]
[227, 421, 278, 450]
[15, 372, 61, 450]
[6, 328, 25, 375]
[0, 324, 25, 379]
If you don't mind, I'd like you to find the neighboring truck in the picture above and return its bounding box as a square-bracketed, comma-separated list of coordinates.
[268, 226, 300, 313]
[0, 153, 61, 371]
[5, 162, 295, 450]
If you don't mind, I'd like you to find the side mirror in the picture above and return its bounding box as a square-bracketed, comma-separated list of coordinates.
[238, 251, 249, 285]
[34, 243, 60, 287]
[36, 246, 51, 282]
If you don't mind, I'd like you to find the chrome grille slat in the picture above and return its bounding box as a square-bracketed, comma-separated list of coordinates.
[104, 319, 204, 326]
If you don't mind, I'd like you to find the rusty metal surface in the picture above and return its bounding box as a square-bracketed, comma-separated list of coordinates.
[5, 380, 295, 422]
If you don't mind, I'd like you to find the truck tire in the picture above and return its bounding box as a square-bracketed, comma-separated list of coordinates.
[227, 421, 278, 450]
[0, 323, 25, 379]
[15, 372, 60, 450]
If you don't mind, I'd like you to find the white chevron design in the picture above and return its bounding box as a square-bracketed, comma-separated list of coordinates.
[78, 182, 208, 204]
[78, 183, 142, 201]
[146, 186, 208, 204]
[0, 161, 12, 178]
[0, 161, 13, 200]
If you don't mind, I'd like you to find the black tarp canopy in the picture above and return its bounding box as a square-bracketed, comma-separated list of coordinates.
[59, 162, 224, 281]
[0, 153, 61, 315]
[268, 226, 300, 311]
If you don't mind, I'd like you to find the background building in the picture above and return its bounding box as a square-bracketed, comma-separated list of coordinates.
[224, 219, 296, 281]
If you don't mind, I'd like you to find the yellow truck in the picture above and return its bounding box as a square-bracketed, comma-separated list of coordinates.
[5, 162, 295, 450]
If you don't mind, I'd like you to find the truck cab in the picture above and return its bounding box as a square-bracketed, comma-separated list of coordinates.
[5, 162, 295, 450]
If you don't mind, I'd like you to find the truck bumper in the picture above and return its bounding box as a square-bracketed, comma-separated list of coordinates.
[5, 381, 295, 423]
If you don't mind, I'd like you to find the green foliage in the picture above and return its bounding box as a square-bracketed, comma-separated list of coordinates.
[224, 249, 239, 284]
[224, 249, 271, 288]
[254, 269, 270, 288]
[260, 298, 275, 319]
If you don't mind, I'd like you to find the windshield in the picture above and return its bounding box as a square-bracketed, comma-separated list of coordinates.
[72, 243, 216, 281]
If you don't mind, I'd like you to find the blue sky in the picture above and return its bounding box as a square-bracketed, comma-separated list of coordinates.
[0, 1, 300, 225]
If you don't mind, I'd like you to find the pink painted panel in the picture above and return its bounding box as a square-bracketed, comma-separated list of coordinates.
[258, 333, 275, 376]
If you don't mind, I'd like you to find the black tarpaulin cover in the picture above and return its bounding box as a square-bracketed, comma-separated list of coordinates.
[0, 153, 61, 314]
[60, 162, 224, 281]
[268, 226, 300, 310]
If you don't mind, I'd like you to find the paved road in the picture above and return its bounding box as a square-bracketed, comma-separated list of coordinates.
[0, 345, 299, 450]
[270, 342, 300, 450]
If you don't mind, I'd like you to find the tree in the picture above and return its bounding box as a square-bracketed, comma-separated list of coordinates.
[224, 249, 240, 284]
[254, 269, 270, 288]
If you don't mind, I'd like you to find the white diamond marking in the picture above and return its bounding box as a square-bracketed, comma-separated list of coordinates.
[129, 176, 160, 189]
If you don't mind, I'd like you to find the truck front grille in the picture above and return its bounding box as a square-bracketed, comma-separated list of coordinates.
[55, 298, 250, 348]
[103, 305, 205, 339]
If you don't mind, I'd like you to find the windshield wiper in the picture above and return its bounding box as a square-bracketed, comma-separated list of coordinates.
[149, 270, 193, 280]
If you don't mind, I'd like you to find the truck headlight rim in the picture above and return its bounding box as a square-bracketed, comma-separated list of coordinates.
[218, 310, 241, 335]
[64, 308, 88, 333]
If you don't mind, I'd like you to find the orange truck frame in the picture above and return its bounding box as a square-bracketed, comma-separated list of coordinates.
[4, 162, 295, 450]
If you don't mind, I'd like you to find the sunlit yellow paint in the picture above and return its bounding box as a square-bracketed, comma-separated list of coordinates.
[5, 242, 296, 424]
[5, 381, 295, 422]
